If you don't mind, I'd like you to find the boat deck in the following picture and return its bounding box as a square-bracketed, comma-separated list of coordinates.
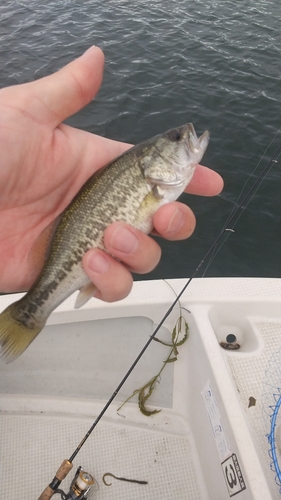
[0, 278, 280, 499]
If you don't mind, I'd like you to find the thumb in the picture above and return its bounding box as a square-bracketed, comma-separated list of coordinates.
[22, 46, 104, 127]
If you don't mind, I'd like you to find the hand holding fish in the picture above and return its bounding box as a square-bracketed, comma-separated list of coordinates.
[0, 46, 223, 361]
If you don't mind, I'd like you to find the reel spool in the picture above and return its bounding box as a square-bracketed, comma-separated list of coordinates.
[63, 466, 98, 499]
[38, 463, 98, 500]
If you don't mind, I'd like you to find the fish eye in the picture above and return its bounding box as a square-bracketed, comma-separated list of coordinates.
[168, 129, 181, 142]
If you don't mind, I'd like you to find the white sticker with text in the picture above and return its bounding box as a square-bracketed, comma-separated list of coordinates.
[202, 379, 232, 462]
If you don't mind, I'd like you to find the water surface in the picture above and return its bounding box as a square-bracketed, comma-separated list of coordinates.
[0, 0, 280, 278]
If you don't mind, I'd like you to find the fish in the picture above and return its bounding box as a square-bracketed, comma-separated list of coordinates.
[0, 123, 209, 363]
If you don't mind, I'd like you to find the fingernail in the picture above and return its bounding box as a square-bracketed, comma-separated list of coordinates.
[111, 225, 139, 254]
[88, 251, 110, 274]
[165, 208, 184, 234]
[82, 45, 97, 56]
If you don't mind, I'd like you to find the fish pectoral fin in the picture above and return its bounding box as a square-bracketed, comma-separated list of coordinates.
[74, 283, 97, 309]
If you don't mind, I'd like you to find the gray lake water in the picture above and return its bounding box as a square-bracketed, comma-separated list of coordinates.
[0, 0, 280, 279]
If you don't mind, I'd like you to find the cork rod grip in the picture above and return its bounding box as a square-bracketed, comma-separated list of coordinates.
[37, 485, 56, 500]
[37, 460, 73, 500]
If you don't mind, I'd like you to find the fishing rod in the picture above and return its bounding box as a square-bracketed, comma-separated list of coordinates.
[38, 140, 281, 500]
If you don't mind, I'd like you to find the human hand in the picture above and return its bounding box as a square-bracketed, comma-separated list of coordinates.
[0, 46, 223, 297]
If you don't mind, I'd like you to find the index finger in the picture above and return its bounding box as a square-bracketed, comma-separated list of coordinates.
[186, 164, 224, 196]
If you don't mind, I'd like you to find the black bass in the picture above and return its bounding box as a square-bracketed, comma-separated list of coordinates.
[0, 124, 209, 362]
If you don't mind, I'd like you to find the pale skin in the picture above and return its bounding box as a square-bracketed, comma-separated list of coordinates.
[0, 46, 223, 299]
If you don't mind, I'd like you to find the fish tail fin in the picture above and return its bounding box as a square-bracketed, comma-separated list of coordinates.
[0, 304, 44, 363]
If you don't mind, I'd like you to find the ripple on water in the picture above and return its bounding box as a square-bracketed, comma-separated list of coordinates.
[0, 0, 280, 277]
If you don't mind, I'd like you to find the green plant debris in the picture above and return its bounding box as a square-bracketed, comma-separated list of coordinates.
[117, 311, 189, 417]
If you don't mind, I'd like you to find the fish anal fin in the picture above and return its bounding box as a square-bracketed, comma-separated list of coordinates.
[28, 216, 61, 271]
[75, 283, 97, 309]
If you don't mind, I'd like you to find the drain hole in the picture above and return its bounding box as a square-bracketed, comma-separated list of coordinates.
[215, 324, 244, 351]
[226, 334, 237, 344]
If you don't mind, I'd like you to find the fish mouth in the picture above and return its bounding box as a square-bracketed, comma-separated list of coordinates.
[184, 123, 209, 156]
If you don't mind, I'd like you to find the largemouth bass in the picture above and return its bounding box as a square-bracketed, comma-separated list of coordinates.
[0, 123, 209, 362]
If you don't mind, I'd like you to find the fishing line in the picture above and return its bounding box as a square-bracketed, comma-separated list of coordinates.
[227, 127, 281, 216]
[68, 139, 281, 463]
[201, 131, 281, 276]
[40, 137, 280, 498]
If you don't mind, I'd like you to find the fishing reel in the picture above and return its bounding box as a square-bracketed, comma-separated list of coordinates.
[54, 466, 98, 500]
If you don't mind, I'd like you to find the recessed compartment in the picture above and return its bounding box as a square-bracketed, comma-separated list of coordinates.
[208, 303, 264, 354]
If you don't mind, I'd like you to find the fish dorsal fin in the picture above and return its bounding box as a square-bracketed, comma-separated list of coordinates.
[28, 215, 61, 271]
